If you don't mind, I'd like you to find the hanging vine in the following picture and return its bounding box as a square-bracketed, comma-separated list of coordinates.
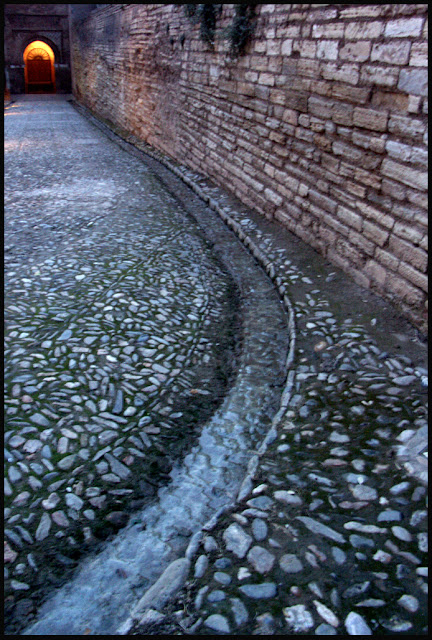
[184, 4, 221, 47]
[184, 4, 257, 54]
[228, 3, 257, 55]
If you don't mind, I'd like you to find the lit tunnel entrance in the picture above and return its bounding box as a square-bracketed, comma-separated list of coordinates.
[23, 41, 56, 94]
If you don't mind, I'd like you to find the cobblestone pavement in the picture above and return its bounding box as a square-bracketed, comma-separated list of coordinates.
[5, 96, 428, 636]
[98, 116, 427, 636]
[4, 96, 289, 634]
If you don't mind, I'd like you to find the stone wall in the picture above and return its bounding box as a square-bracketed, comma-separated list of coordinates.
[70, 4, 428, 334]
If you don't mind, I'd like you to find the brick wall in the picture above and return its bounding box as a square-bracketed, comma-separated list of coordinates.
[71, 4, 428, 334]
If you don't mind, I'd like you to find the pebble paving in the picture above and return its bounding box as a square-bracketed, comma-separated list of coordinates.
[4, 96, 276, 633]
[104, 121, 427, 635]
[5, 96, 428, 636]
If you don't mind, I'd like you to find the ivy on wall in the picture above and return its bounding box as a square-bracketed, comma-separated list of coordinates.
[184, 3, 257, 54]
[229, 3, 257, 55]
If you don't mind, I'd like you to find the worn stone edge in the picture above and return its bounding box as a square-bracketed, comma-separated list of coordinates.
[70, 100, 297, 635]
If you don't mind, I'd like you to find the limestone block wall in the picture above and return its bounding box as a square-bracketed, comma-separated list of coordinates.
[71, 4, 428, 334]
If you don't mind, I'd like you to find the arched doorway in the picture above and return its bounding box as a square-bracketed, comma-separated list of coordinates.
[23, 41, 56, 93]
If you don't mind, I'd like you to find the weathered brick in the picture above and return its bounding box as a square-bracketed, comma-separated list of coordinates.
[398, 68, 428, 97]
[319, 225, 338, 246]
[388, 115, 426, 139]
[339, 41, 371, 62]
[375, 247, 400, 272]
[410, 42, 428, 67]
[352, 131, 386, 153]
[333, 140, 363, 162]
[356, 202, 394, 229]
[393, 221, 425, 246]
[308, 96, 333, 118]
[410, 146, 428, 167]
[386, 274, 424, 306]
[384, 17, 424, 38]
[331, 102, 353, 126]
[385, 140, 413, 162]
[388, 235, 428, 270]
[408, 95, 422, 114]
[382, 178, 407, 201]
[281, 39, 293, 56]
[364, 259, 387, 285]
[381, 159, 428, 191]
[306, 7, 338, 22]
[266, 39, 281, 56]
[313, 133, 332, 151]
[353, 107, 388, 132]
[340, 6, 388, 19]
[360, 65, 399, 88]
[331, 83, 371, 104]
[293, 39, 317, 59]
[311, 22, 345, 39]
[285, 92, 309, 113]
[309, 189, 338, 214]
[264, 187, 283, 207]
[237, 82, 255, 97]
[336, 185, 362, 204]
[337, 205, 362, 231]
[371, 90, 409, 112]
[258, 72, 275, 87]
[275, 207, 298, 229]
[345, 21, 384, 40]
[370, 42, 411, 65]
[363, 220, 390, 247]
[321, 62, 359, 85]
[398, 262, 428, 292]
[296, 58, 320, 78]
[316, 40, 339, 60]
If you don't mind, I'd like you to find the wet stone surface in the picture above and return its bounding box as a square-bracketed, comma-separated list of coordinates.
[5, 97, 428, 636]
[111, 139, 427, 635]
[5, 97, 289, 633]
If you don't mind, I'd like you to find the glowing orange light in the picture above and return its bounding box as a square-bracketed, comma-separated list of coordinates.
[23, 41, 56, 93]
[23, 41, 55, 64]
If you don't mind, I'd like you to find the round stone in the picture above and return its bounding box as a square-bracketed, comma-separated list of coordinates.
[279, 553, 303, 573]
[214, 571, 231, 586]
[252, 518, 268, 541]
[397, 595, 419, 612]
[204, 614, 230, 633]
[194, 555, 208, 579]
[65, 494, 84, 511]
[283, 604, 314, 632]
[345, 612, 372, 635]
[247, 546, 275, 573]
[207, 590, 226, 603]
[239, 582, 277, 599]
[35, 513, 52, 541]
[222, 523, 252, 559]
[350, 484, 378, 501]
[391, 526, 412, 542]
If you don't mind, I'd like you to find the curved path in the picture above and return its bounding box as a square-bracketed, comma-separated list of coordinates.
[120, 141, 428, 636]
[5, 96, 290, 635]
[5, 96, 427, 636]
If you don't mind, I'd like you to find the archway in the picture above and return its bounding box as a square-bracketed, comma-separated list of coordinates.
[23, 41, 56, 93]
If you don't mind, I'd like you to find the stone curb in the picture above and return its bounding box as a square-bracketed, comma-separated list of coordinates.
[69, 101, 298, 634]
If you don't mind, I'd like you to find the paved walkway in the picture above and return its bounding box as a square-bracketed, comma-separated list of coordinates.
[5, 95, 288, 634]
[5, 96, 428, 636]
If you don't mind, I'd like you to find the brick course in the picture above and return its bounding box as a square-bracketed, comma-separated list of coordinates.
[71, 4, 428, 334]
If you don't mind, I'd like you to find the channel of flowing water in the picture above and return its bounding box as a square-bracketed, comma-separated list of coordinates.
[23, 252, 288, 636]
[19, 99, 290, 636]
